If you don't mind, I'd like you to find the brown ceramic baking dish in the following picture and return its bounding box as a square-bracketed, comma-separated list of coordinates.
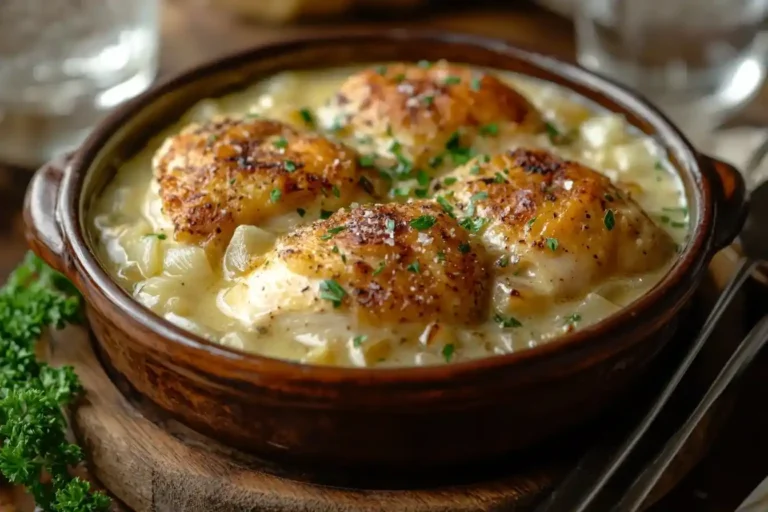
[24, 31, 746, 471]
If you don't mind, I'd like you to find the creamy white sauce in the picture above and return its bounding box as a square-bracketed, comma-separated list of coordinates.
[89, 64, 688, 367]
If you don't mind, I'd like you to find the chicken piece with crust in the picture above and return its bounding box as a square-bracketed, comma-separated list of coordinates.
[229, 201, 490, 328]
[436, 148, 676, 314]
[153, 117, 382, 249]
[317, 61, 542, 172]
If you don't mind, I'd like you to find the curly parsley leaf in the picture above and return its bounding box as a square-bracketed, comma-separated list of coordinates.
[0, 253, 110, 511]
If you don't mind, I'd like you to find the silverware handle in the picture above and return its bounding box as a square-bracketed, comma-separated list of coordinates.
[538, 257, 756, 512]
[612, 312, 768, 512]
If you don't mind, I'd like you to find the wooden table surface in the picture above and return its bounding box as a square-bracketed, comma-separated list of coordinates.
[3, 1, 768, 510]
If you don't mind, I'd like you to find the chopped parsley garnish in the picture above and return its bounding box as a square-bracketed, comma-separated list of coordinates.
[385, 218, 396, 233]
[544, 122, 573, 145]
[497, 255, 510, 267]
[494, 172, 507, 183]
[459, 216, 487, 233]
[296, 208, 306, 217]
[245, 112, 260, 119]
[416, 169, 431, 187]
[320, 209, 334, 220]
[284, 160, 297, 172]
[329, 116, 345, 132]
[273, 137, 288, 149]
[207, 134, 218, 144]
[660, 215, 671, 224]
[458, 242, 471, 254]
[442, 343, 456, 362]
[436, 196, 455, 216]
[358, 154, 376, 167]
[394, 73, 406, 83]
[407, 261, 421, 273]
[299, 108, 314, 125]
[662, 206, 688, 215]
[375, 65, 388, 75]
[466, 191, 489, 217]
[604, 210, 615, 231]
[565, 313, 582, 325]
[480, 123, 499, 136]
[470, 76, 482, 91]
[358, 175, 375, 195]
[373, 261, 386, 275]
[332, 185, 341, 198]
[270, 189, 282, 203]
[527, 217, 537, 228]
[443, 177, 458, 186]
[429, 154, 445, 169]
[443, 76, 462, 85]
[388, 140, 413, 178]
[494, 313, 523, 328]
[436, 251, 446, 263]
[671, 220, 687, 228]
[144, 233, 167, 240]
[409, 215, 437, 230]
[654, 161, 664, 171]
[422, 95, 435, 106]
[229, 178, 236, 185]
[331, 245, 340, 254]
[417, 60, 432, 69]
[353, 335, 367, 348]
[469, 164, 481, 175]
[414, 188, 429, 198]
[320, 226, 346, 240]
[319, 279, 346, 308]
[444, 131, 474, 165]
[546, 237, 559, 251]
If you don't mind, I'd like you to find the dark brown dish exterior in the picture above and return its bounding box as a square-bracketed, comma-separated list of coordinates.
[24, 31, 747, 469]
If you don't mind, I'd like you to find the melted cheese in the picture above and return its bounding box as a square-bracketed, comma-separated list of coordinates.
[88, 64, 688, 367]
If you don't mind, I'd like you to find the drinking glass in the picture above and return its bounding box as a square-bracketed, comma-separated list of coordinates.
[576, 0, 768, 144]
[0, 0, 159, 168]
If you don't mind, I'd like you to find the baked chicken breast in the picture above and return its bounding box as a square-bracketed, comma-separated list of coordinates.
[153, 117, 381, 249]
[317, 61, 543, 172]
[435, 148, 676, 314]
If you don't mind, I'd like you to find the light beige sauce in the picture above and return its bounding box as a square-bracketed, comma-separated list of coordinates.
[89, 64, 688, 367]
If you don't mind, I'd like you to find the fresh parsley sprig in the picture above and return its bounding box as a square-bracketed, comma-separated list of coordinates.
[0, 252, 110, 511]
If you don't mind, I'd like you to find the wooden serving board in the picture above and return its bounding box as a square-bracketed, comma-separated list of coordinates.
[16, 251, 741, 512]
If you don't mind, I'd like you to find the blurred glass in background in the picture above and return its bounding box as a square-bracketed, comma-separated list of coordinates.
[576, 0, 768, 145]
[0, 0, 159, 169]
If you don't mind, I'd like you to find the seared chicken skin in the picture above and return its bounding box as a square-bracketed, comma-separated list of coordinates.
[153, 117, 380, 248]
[436, 148, 676, 313]
[236, 201, 489, 326]
[317, 61, 542, 170]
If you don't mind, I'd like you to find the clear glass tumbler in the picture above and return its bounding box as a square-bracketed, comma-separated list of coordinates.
[0, 0, 159, 168]
[576, 0, 768, 144]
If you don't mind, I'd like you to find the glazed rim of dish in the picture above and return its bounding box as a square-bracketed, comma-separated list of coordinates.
[64, 30, 714, 381]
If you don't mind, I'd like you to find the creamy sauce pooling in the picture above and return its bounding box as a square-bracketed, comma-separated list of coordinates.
[89, 64, 688, 367]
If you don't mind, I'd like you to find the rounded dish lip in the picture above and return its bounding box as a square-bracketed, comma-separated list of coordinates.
[64, 29, 711, 383]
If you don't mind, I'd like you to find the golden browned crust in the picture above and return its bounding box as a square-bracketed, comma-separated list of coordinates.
[319, 61, 543, 169]
[437, 148, 676, 301]
[153, 117, 380, 248]
[275, 202, 490, 325]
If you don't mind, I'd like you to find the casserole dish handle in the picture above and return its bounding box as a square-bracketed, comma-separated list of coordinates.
[704, 155, 748, 253]
[23, 152, 76, 282]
